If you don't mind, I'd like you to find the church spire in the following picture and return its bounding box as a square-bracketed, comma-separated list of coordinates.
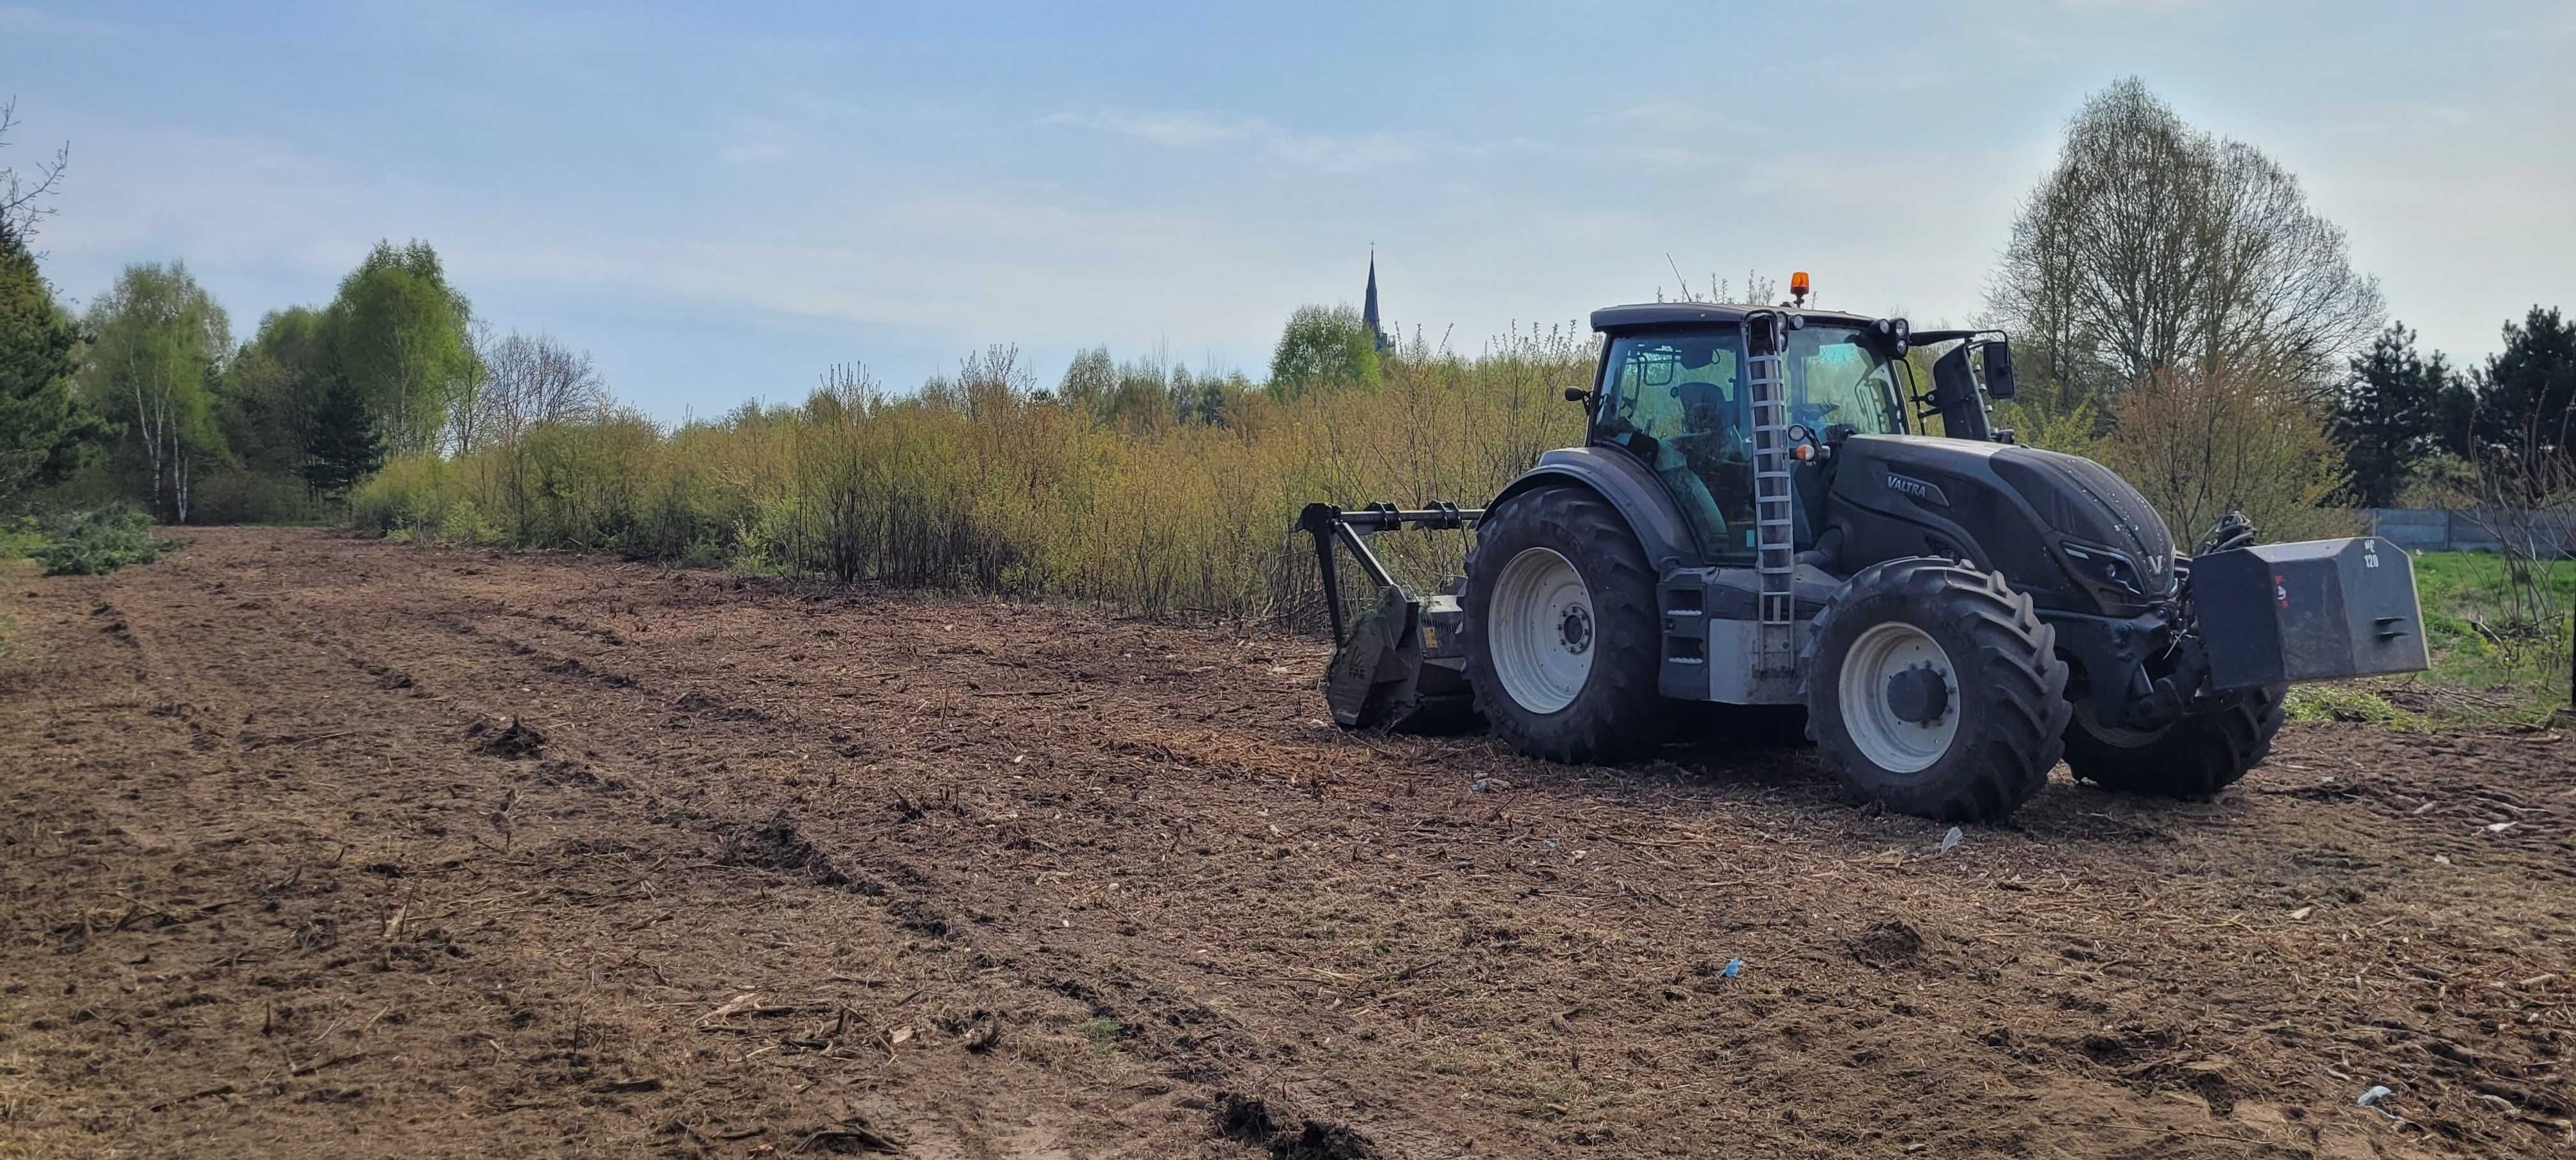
[1361, 247, 1387, 351]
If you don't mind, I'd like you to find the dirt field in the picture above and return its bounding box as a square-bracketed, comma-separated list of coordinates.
[3, 527, 2570, 1159]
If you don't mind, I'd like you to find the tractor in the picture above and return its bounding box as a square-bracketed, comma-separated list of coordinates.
[1302, 282, 2428, 821]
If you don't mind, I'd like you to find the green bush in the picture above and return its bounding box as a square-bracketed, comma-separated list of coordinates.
[29, 503, 182, 576]
[0, 514, 41, 561]
[436, 498, 499, 544]
[189, 470, 332, 524]
[352, 328, 1593, 625]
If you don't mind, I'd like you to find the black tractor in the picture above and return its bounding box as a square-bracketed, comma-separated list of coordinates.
[1304, 292, 2428, 821]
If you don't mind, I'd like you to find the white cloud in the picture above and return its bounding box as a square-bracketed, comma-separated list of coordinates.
[44, 127, 387, 279]
[1038, 107, 1430, 174]
[1036, 109, 1259, 148]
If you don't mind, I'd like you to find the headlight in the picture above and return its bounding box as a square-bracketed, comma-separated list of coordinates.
[2060, 540, 2150, 595]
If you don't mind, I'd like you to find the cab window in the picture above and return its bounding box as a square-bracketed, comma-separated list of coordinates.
[1595, 332, 1752, 557]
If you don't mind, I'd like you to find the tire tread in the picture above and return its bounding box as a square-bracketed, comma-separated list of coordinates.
[1459, 487, 1665, 764]
[1803, 558, 2071, 822]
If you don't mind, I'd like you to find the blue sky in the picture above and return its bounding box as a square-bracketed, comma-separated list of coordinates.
[7, 0, 2572, 420]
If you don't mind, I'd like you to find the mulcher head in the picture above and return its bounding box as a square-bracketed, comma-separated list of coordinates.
[1301, 502, 1483, 734]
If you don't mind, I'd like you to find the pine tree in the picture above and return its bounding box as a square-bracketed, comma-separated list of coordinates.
[2331, 323, 2452, 507]
[0, 220, 106, 502]
[303, 376, 383, 498]
[2472, 306, 2576, 501]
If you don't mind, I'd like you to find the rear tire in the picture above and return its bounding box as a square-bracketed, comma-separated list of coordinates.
[2062, 684, 2285, 797]
[1460, 488, 1665, 764]
[1804, 558, 2070, 821]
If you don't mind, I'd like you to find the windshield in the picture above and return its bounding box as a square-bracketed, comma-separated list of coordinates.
[1784, 325, 1906, 436]
[1594, 323, 1906, 558]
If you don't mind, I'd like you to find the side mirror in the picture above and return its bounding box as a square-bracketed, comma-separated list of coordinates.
[1979, 339, 2016, 401]
[1563, 386, 1588, 403]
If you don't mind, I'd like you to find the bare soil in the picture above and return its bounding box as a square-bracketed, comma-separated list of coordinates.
[3, 527, 2571, 1159]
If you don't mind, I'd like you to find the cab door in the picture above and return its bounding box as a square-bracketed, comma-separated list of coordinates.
[1593, 330, 1756, 561]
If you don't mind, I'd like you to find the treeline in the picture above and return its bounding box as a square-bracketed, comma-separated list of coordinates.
[1986, 79, 2573, 538]
[350, 331, 1586, 623]
[1, 96, 597, 527]
[3, 232, 602, 524]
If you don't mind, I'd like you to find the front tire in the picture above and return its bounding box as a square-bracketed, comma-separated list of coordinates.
[1460, 488, 1664, 765]
[1805, 559, 2071, 821]
[2062, 684, 2285, 797]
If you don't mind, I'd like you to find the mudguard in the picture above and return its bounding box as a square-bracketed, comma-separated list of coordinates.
[1489, 447, 1701, 570]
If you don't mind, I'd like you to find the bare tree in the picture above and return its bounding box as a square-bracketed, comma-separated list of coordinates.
[477, 330, 608, 445]
[0, 98, 70, 243]
[449, 319, 496, 454]
[1990, 79, 2384, 410]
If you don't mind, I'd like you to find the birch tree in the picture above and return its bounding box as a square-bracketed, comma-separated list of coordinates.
[79, 263, 229, 521]
[320, 240, 477, 455]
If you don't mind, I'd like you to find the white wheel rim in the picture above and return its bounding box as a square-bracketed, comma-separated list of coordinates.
[1837, 622, 1959, 774]
[1489, 547, 1594, 715]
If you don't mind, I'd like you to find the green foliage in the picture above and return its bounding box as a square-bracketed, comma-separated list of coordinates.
[0, 512, 40, 560]
[1057, 346, 1116, 411]
[1052, 347, 1233, 434]
[304, 375, 385, 499]
[220, 307, 332, 477]
[435, 497, 498, 544]
[27, 502, 180, 576]
[2005, 378, 2356, 546]
[74, 262, 231, 520]
[2471, 306, 2576, 501]
[188, 470, 330, 524]
[321, 240, 477, 455]
[0, 223, 107, 503]
[2333, 323, 2456, 507]
[2393, 452, 2478, 508]
[2407, 549, 2573, 708]
[1989, 397, 2106, 461]
[1078, 1017, 1124, 1050]
[355, 334, 1593, 624]
[1267, 304, 1382, 400]
[2283, 684, 2428, 729]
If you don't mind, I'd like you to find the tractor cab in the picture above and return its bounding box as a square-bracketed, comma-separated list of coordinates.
[1586, 304, 1913, 561]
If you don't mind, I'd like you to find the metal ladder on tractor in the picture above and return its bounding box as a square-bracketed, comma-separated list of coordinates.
[1748, 316, 1797, 677]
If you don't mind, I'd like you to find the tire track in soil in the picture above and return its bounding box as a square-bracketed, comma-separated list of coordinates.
[330, 554, 1408, 1155]
[1, 532, 1147, 1157]
[7, 528, 2573, 1159]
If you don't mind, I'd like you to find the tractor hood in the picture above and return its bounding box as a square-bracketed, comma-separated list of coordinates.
[1823, 435, 2178, 615]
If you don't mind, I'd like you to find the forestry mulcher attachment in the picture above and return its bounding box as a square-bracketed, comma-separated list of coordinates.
[1304, 286, 2428, 821]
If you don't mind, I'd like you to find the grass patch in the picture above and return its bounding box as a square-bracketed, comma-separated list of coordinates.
[0, 514, 41, 561]
[2276, 549, 2573, 729]
[1077, 1016, 1124, 1053]
[2283, 684, 2426, 729]
[2404, 549, 2572, 710]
